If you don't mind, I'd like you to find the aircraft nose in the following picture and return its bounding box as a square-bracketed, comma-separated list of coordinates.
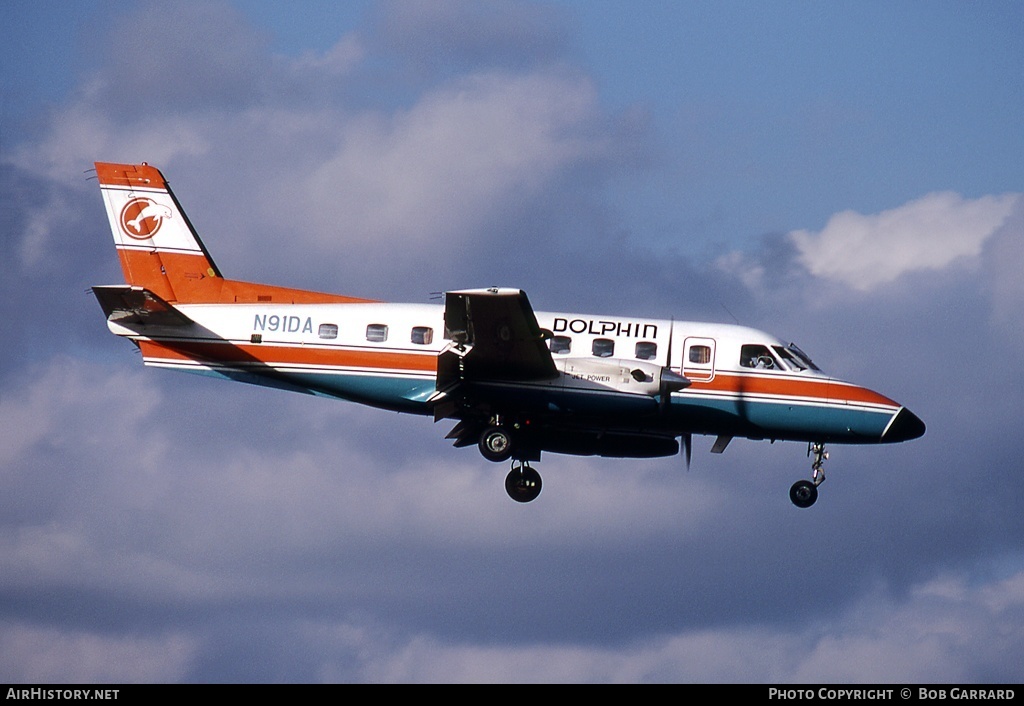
[884, 407, 926, 442]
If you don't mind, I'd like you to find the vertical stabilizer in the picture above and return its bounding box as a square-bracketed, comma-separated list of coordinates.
[95, 161, 375, 305]
[96, 162, 221, 302]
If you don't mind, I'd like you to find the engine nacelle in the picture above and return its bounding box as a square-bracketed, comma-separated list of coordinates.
[553, 357, 691, 400]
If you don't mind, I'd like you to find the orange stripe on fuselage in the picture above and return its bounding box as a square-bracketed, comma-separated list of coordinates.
[690, 372, 897, 408]
[139, 337, 895, 408]
[138, 339, 436, 374]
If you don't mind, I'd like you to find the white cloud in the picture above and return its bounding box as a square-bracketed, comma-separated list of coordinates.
[306, 567, 1024, 682]
[790, 191, 1020, 290]
[5, 101, 212, 185]
[0, 356, 714, 625]
[298, 69, 609, 252]
[288, 34, 365, 76]
[790, 571, 1024, 683]
[981, 202, 1024, 343]
[6, 19, 618, 289]
[0, 358, 159, 471]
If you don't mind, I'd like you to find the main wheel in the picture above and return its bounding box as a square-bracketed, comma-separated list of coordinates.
[479, 426, 514, 462]
[505, 465, 542, 503]
[789, 479, 818, 508]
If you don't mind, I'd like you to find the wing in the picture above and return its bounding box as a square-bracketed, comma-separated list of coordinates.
[441, 288, 557, 382]
[433, 288, 557, 419]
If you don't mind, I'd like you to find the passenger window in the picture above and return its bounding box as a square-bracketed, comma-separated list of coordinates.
[549, 336, 572, 354]
[635, 341, 657, 360]
[366, 324, 388, 342]
[318, 323, 339, 340]
[592, 338, 614, 358]
[411, 326, 433, 345]
[740, 344, 778, 369]
[689, 345, 711, 364]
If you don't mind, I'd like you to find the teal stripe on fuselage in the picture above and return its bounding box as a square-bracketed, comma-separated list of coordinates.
[149, 362, 435, 414]
[670, 394, 892, 443]
[156, 362, 891, 443]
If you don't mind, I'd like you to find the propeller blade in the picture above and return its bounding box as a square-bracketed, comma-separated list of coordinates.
[683, 433, 692, 469]
[666, 317, 674, 368]
[659, 319, 690, 412]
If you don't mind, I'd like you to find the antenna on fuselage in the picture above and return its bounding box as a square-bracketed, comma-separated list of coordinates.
[720, 303, 740, 325]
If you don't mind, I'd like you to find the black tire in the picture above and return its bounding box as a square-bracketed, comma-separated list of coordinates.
[505, 466, 542, 503]
[789, 479, 818, 508]
[479, 426, 514, 462]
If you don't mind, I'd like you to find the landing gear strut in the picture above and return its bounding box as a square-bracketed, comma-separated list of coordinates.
[476, 423, 542, 502]
[505, 461, 542, 503]
[789, 442, 828, 508]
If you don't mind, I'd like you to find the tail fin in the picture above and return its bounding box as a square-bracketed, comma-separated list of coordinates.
[95, 161, 375, 305]
[95, 162, 223, 303]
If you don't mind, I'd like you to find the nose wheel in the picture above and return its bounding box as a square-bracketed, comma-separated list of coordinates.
[790, 442, 827, 508]
[505, 461, 542, 503]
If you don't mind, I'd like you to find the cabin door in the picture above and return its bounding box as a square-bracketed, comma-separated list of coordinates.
[683, 337, 716, 383]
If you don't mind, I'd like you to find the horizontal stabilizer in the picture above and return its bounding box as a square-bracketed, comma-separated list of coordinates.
[91, 285, 192, 326]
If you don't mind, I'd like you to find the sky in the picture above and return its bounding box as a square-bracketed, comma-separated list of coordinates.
[1, 0, 1023, 684]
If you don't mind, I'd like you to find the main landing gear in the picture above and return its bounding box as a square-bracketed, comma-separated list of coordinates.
[789, 442, 828, 508]
[478, 425, 514, 463]
[477, 423, 543, 503]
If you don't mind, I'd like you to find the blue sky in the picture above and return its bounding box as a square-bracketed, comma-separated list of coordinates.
[2, 0, 1023, 683]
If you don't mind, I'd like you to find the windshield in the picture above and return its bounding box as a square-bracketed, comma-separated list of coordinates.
[772, 346, 807, 371]
[788, 343, 821, 371]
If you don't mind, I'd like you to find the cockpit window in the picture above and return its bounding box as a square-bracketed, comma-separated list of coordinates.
[789, 343, 820, 371]
[740, 344, 779, 370]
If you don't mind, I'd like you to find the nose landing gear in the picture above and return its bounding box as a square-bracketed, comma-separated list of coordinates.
[790, 442, 828, 508]
[505, 461, 542, 503]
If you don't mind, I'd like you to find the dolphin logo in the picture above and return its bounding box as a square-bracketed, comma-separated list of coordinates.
[119, 197, 172, 239]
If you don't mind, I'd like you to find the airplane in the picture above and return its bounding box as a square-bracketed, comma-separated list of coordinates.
[90, 161, 925, 506]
